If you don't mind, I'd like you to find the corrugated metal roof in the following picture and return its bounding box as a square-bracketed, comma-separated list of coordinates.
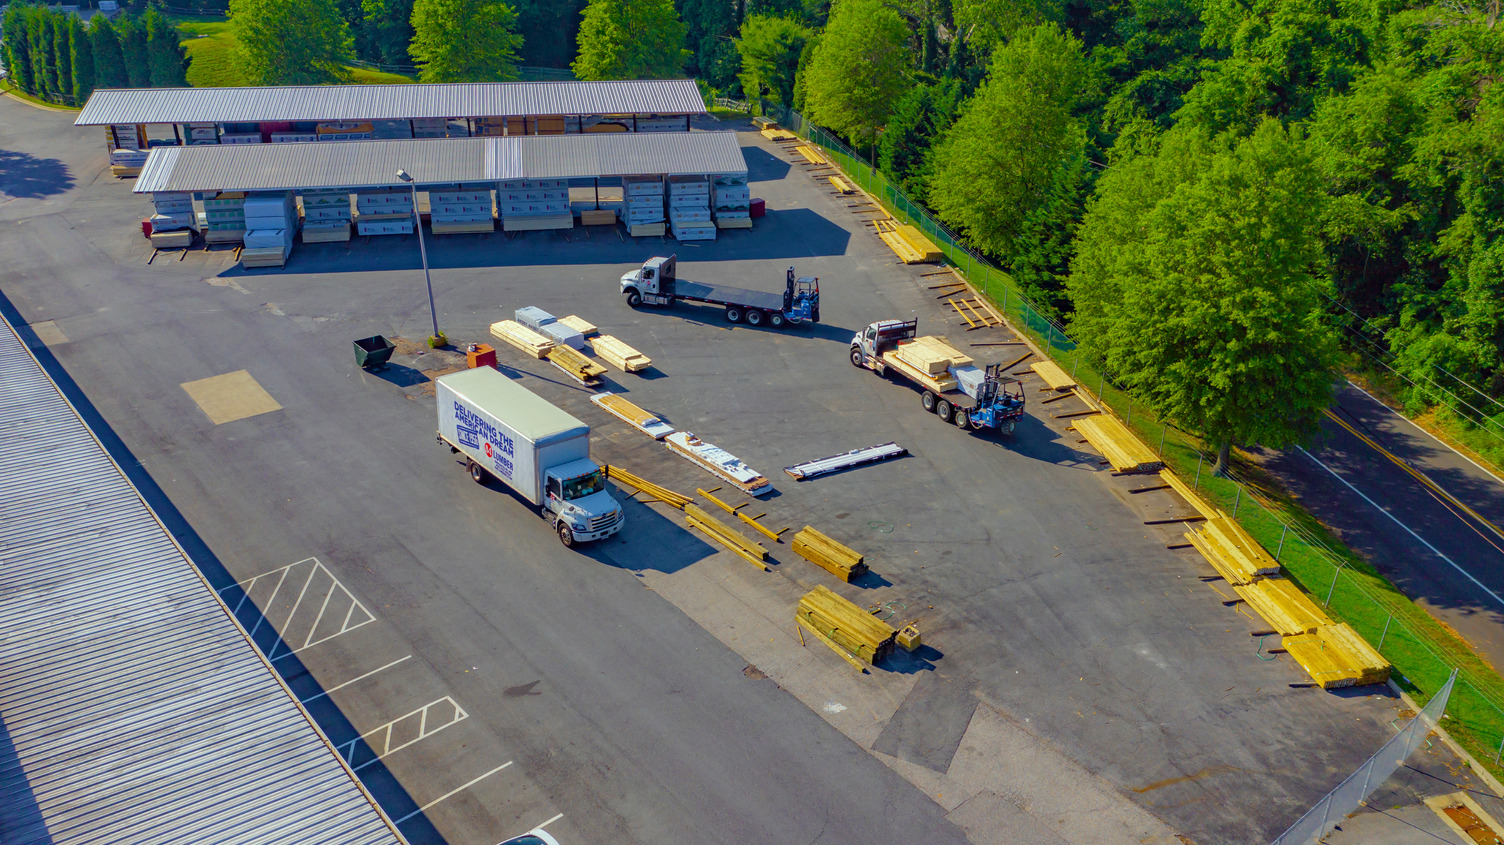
[132, 132, 747, 193]
[0, 315, 408, 845]
[76, 80, 706, 126]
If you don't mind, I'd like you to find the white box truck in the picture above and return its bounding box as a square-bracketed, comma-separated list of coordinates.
[436, 368, 624, 547]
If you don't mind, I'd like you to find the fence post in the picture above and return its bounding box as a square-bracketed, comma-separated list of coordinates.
[1158, 424, 1168, 456]
[1232, 486, 1241, 518]
[1126, 398, 1132, 426]
[1193, 455, 1203, 491]
[1496, 734, 1504, 765]
[1072, 351, 1080, 378]
[1099, 374, 1107, 403]
[1325, 565, 1342, 607]
[1378, 614, 1392, 651]
[1275, 525, 1287, 561]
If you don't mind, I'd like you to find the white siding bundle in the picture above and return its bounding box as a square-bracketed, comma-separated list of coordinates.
[668, 175, 715, 241]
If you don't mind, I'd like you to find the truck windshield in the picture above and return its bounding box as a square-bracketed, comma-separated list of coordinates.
[562, 469, 605, 501]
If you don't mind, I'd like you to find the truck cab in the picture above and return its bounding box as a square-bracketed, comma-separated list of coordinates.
[543, 458, 622, 544]
[620, 255, 821, 328]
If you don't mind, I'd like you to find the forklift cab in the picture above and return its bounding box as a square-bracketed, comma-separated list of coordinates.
[783, 274, 820, 322]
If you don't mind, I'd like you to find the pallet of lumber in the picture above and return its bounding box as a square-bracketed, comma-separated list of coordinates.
[489, 320, 555, 358]
[792, 527, 869, 582]
[1071, 415, 1163, 473]
[150, 230, 193, 249]
[829, 176, 854, 194]
[1234, 578, 1333, 636]
[629, 222, 666, 237]
[591, 392, 674, 439]
[302, 224, 351, 243]
[204, 229, 245, 244]
[1030, 361, 1077, 391]
[796, 145, 831, 166]
[240, 247, 287, 268]
[752, 116, 777, 130]
[1158, 470, 1219, 520]
[431, 219, 494, 234]
[716, 217, 754, 229]
[589, 335, 651, 372]
[603, 464, 691, 509]
[874, 219, 928, 264]
[547, 344, 607, 385]
[111, 165, 142, 178]
[894, 224, 943, 263]
[796, 586, 897, 666]
[760, 127, 797, 141]
[665, 432, 773, 496]
[579, 209, 617, 226]
[557, 315, 597, 337]
[1283, 623, 1391, 688]
[880, 351, 957, 393]
[685, 503, 768, 570]
[1185, 516, 1281, 585]
[894, 336, 972, 376]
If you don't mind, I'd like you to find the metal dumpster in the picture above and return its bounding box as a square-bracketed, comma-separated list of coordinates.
[353, 335, 396, 370]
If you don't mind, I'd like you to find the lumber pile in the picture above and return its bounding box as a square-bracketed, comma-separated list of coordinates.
[591, 393, 674, 439]
[685, 503, 769, 570]
[894, 336, 972, 376]
[894, 224, 943, 263]
[874, 219, 929, 264]
[760, 128, 797, 142]
[150, 230, 193, 249]
[1030, 361, 1077, 392]
[666, 432, 773, 496]
[829, 176, 854, 194]
[1159, 469, 1219, 520]
[557, 315, 597, 337]
[1283, 623, 1391, 689]
[240, 247, 287, 268]
[547, 344, 607, 384]
[796, 145, 831, 166]
[1234, 578, 1333, 636]
[792, 527, 869, 582]
[797, 586, 897, 667]
[589, 335, 651, 372]
[489, 320, 555, 358]
[603, 464, 691, 509]
[1071, 415, 1163, 473]
[1185, 515, 1281, 585]
[880, 351, 957, 393]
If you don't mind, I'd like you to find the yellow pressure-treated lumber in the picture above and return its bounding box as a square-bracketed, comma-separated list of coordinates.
[796, 586, 896, 665]
[1234, 578, 1333, 636]
[829, 176, 853, 194]
[1030, 361, 1078, 392]
[603, 464, 691, 509]
[1159, 470, 1219, 521]
[1283, 623, 1391, 688]
[558, 314, 597, 336]
[792, 526, 868, 582]
[547, 344, 608, 384]
[1072, 414, 1163, 473]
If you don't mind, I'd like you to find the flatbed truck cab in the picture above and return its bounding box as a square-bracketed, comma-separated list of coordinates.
[620, 255, 820, 328]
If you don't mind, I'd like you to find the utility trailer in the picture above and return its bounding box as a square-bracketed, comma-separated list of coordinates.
[619, 255, 819, 328]
[850, 318, 1026, 435]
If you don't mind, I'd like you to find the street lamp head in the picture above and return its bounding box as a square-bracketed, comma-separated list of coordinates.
[396, 169, 413, 183]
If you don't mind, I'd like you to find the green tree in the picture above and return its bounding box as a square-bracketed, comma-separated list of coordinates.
[3, 5, 35, 96]
[68, 16, 94, 105]
[146, 10, 189, 86]
[790, 31, 818, 112]
[1069, 120, 1339, 472]
[28, 10, 58, 99]
[681, 0, 739, 87]
[927, 24, 1092, 306]
[116, 14, 150, 87]
[409, 0, 522, 81]
[952, 0, 1062, 56]
[230, 0, 354, 84]
[736, 14, 810, 108]
[878, 80, 961, 198]
[572, 0, 687, 80]
[801, 0, 910, 143]
[359, 0, 416, 65]
[90, 15, 130, 88]
[52, 9, 71, 99]
[513, 0, 587, 67]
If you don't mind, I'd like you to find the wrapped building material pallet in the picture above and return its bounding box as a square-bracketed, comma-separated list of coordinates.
[1185, 516, 1281, 586]
[1283, 623, 1391, 689]
[547, 344, 607, 385]
[665, 431, 772, 496]
[1030, 361, 1078, 391]
[792, 527, 869, 582]
[797, 586, 897, 666]
[589, 335, 651, 372]
[1071, 415, 1163, 473]
[489, 320, 555, 358]
[1234, 578, 1333, 636]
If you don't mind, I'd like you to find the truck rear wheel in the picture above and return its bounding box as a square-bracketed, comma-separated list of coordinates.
[770, 312, 786, 328]
[625, 290, 642, 308]
[725, 306, 743, 323]
[936, 399, 954, 423]
[921, 391, 937, 413]
[557, 522, 576, 547]
[468, 460, 487, 484]
[954, 408, 970, 429]
[746, 309, 766, 327]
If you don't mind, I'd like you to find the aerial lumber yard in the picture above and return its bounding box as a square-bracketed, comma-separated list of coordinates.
[0, 84, 1494, 845]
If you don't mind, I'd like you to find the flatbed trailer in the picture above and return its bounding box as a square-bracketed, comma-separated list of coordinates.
[620, 255, 820, 328]
[851, 318, 1026, 435]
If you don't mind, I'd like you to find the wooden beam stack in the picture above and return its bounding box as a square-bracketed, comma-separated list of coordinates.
[1158, 469, 1219, 520]
[1030, 361, 1077, 391]
[1233, 578, 1333, 636]
[589, 335, 651, 372]
[792, 527, 869, 582]
[796, 586, 897, 666]
[1071, 415, 1163, 473]
[489, 320, 555, 358]
[894, 336, 972, 376]
[685, 502, 769, 570]
[1283, 623, 1391, 689]
[547, 344, 608, 384]
[603, 464, 691, 509]
[1185, 515, 1281, 585]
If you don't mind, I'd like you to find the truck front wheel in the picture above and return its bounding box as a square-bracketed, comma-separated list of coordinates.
[850, 348, 865, 368]
[468, 460, 487, 484]
[557, 522, 576, 547]
[625, 290, 642, 308]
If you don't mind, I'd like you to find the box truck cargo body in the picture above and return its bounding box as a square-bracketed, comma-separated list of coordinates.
[436, 368, 623, 546]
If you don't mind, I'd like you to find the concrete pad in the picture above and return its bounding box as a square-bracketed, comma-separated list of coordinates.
[28, 319, 66, 346]
[181, 370, 283, 424]
[872, 671, 977, 773]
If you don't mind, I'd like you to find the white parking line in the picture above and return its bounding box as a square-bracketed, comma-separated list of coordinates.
[337, 696, 469, 771]
[536, 813, 563, 829]
[218, 557, 377, 660]
[300, 655, 411, 705]
[393, 761, 514, 825]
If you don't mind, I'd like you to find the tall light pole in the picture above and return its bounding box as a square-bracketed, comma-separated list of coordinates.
[396, 168, 440, 343]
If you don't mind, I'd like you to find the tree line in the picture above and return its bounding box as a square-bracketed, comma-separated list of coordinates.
[2, 4, 187, 105]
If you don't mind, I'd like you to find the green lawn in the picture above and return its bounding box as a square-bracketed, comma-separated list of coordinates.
[170, 14, 414, 87]
[0, 78, 81, 110]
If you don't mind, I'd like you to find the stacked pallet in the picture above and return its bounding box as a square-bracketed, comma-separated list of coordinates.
[150, 229, 193, 248]
[1071, 415, 1163, 473]
[880, 351, 957, 393]
[413, 118, 448, 139]
[591, 393, 674, 439]
[149, 192, 195, 234]
[796, 145, 830, 166]
[589, 335, 651, 372]
[184, 123, 219, 145]
[1283, 623, 1391, 689]
[713, 174, 752, 229]
[624, 176, 666, 237]
[547, 345, 608, 385]
[108, 123, 143, 151]
[242, 192, 298, 265]
[583, 116, 631, 133]
[430, 184, 494, 234]
[873, 219, 925, 264]
[498, 178, 572, 232]
[219, 132, 261, 145]
[895, 225, 942, 262]
[515, 306, 585, 350]
[792, 527, 869, 583]
[797, 586, 897, 667]
[109, 147, 149, 177]
[201, 191, 247, 244]
[489, 320, 555, 358]
[557, 315, 597, 337]
[894, 336, 972, 376]
[1185, 515, 1281, 585]
[301, 188, 352, 243]
[316, 121, 374, 142]
[355, 188, 415, 236]
[685, 503, 768, 570]
[1030, 361, 1077, 392]
[532, 115, 567, 135]
[372, 119, 413, 140]
[668, 175, 716, 241]
[1233, 578, 1333, 636]
[759, 128, 797, 141]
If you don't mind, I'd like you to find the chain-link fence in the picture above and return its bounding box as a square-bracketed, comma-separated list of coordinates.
[762, 99, 1504, 777]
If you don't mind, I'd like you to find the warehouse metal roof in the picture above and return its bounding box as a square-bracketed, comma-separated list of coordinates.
[133, 131, 747, 193]
[0, 315, 407, 845]
[76, 79, 706, 126]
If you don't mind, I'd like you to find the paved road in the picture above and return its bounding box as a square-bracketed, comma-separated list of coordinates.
[1264, 383, 1504, 672]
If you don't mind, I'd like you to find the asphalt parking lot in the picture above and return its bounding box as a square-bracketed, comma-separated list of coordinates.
[2, 94, 1496, 844]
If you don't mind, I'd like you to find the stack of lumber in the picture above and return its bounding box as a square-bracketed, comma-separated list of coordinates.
[792, 527, 869, 582]
[489, 320, 555, 358]
[796, 145, 831, 166]
[1283, 623, 1391, 689]
[558, 315, 597, 337]
[797, 586, 897, 667]
[894, 336, 972, 376]
[240, 247, 287, 268]
[829, 176, 854, 194]
[1185, 515, 1281, 586]
[760, 128, 797, 142]
[579, 208, 618, 226]
[603, 465, 691, 509]
[666, 432, 773, 496]
[874, 219, 927, 264]
[547, 345, 607, 384]
[1071, 415, 1163, 473]
[685, 503, 769, 570]
[589, 335, 651, 372]
[894, 224, 942, 263]
[1159, 469, 1218, 520]
[752, 116, 777, 130]
[1234, 578, 1333, 635]
[150, 230, 193, 249]
[591, 393, 674, 439]
[1030, 361, 1078, 392]
[880, 351, 957, 393]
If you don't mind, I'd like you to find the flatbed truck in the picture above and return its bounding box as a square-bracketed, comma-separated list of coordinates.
[620, 255, 820, 328]
[850, 318, 1026, 435]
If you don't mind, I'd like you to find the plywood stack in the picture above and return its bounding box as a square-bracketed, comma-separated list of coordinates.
[430, 184, 495, 234]
[792, 527, 869, 583]
[316, 121, 374, 142]
[241, 192, 298, 265]
[668, 175, 716, 241]
[1283, 623, 1391, 689]
[684, 503, 769, 570]
[712, 174, 752, 229]
[200, 191, 247, 244]
[624, 175, 666, 237]
[109, 147, 149, 177]
[184, 123, 219, 145]
[515, 306, 584, 350]
[301, 188, 352, 243]
[1234, 578, 1333, 636]
[489, 320, 555, 358]
[589, 335, 651, 372]
[796, 586, 897, 667]
[1185, 515, 1281, 586]
[558, 315, 597, 337]
[108, 123, 143, 151]
[1030, 361, 1078, 392]
[1071, 415, 1163, 473]
[355, 188, 415, 236]
[149, 192, 195, 235]
[498, 178, 573, 232]
[894, 336, 972, 376]
[547, 344, 608, 385]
